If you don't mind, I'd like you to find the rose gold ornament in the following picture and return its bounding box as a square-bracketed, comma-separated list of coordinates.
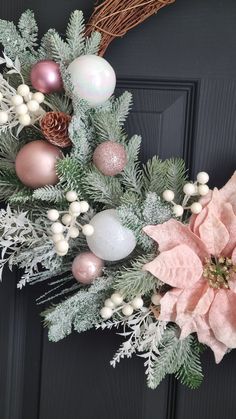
[93, 141, 127, 176]
[72, 252, 104, 284]
[15, 140, 63, 189]
[30, 60, 63, 94]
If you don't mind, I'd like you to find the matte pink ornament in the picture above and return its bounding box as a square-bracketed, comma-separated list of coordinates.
[93, 141, 127, 176]
[15, 140, 63, 189]
[30, 60, 63, 94]
[72, 252, 104, 284]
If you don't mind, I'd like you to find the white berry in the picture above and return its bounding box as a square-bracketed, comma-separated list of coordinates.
[61, 213, 72, 225]
[163, 190, 175, 202]
[66, 191, 78, 202]
[198, 184, 209, 196]
[131, 296, 144, 310]
[183, 183, 196, 196]
[11, 94, 23, 106]
[27, 100, 40, 113]
[32, 92, 45, 103]
[104, 298, 115, 309]
[191, 202, 203, 214]
[82, 224, 94, 237]
[173, 204, 184, 217]
[47, 209, 59, 221]
[51, 222, 64, 234]
[17, 84, 30, 97]
[111, 292, 123, 306]
[55, 240, 69, 254]
[79, 201, 89, 213]
[69, 201, 81, 216]
[52, 233, 64, 243]
[100, 306, 113, 320]
[151, 293, 162, 305]
[15, 104, 28, 115]
[68, 227, 80, 238]
[197, 171, 209, 185]
[18, 114, 31, 126]
[0, 111, 9, 124]
[122, 304, 134, 316]
[24, 93, 33, 102]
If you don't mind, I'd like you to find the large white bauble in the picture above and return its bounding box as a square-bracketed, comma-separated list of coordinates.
[86, 209, 136, 261]
[67, 55, 116, 106]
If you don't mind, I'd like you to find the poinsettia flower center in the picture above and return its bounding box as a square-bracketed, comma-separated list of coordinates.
[203, 256, 236, 289]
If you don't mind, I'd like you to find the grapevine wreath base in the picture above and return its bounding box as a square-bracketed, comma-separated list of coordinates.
[0, 9, 236, 390]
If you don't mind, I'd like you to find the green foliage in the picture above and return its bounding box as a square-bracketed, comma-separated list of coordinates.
[121, 135, 142, 194]
[9, 189, 33, 204]
[66, 10, 85, 59]
[113, 254, 158, 298]
[175, 337, 204, 389]
[69, 116, 93, 164]
[45, 93, 73, 114]
[50, 31, 71, 63]
[112, 92, 132, 125]
[83, 167, 123, 207]
[56, 157, 82, 194]
[0, 168, 28, 201]
[92, 110, 123, 143]
[0, 132, 20, 169]
[33, 185, 65, 204]
[83, 32, 101, 55]
[18, 10, 38, 53]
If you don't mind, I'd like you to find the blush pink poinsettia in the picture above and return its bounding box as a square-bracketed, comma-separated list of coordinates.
[143, 171, 236, 363]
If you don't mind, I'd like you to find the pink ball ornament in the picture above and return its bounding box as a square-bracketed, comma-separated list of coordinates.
[30, 60, 63, 94]
[72, 252, 104, 284]
[93, 141, 127, 176]
[15, 140, 63, 189]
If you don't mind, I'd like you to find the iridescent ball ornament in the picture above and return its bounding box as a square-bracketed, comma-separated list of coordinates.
[15, 140, 63, 189]
[86, 209, 136, 261]
[67, 55, 116, 106]
[72, 252, 104, 284]
[30, 60, 63, 94]
[93, 141, 127, 176]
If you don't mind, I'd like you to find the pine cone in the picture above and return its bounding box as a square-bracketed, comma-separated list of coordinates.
[40, 111, 72, 148]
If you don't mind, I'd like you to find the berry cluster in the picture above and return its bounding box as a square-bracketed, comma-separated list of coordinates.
[100, 292, 144, 320]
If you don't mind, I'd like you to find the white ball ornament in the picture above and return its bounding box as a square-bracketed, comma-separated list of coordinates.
[47, 209, 59, 221]
[68, 55, 116, 106]
[82, 224, 94, 237]
[69, 201, 81, 216]
[122, 304, 134, 317]
[163, 190, 175, 202]
[69, 227, 80, 238]
[86, 209, 136, 261]
[15, 104, 28, 115]
[173, 205, 184, 217]
[183, 183, 196, 196]
[0, 111, 9, 124]
[17, 84, 30, 97]
[104, 298, 115, 309]
[32, 92, 45, 103]
[191, 202, 203, 214]
[198, 184, 209, 196]
[151, 293, 162, 305]
[131, 296, 144, 310]
[55, 240, 69, 255]
[11, 94, 24, 106]
[100, 306, 113, 320]
[79, 201, 89, 213]
[110, 292, 123, 306]
[52, 233, 64, 243]
[197, 171, 209, 184]
[27, 99, 40, 113]
[61, 213, 72, 225]
[18, 114, 31, 126]
[66, 191, 78, 202]
[51, 222, 64, 234]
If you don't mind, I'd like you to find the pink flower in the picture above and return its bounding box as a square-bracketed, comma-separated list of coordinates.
[143, 172, 236, 363]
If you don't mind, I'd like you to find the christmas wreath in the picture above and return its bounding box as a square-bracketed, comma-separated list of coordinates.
[0, 8, 236, 390]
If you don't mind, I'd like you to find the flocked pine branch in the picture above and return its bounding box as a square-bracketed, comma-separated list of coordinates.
[66, 10, 85, 59]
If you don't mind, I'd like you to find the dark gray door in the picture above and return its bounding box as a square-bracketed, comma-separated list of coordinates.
[1, 1, 236, 418]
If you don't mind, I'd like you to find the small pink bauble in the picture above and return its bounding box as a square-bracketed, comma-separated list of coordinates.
[15, 140, 63, 189]
[30, 60, 63, 94]
[72, 252, 104, 284]
[93, 141, 127, 176]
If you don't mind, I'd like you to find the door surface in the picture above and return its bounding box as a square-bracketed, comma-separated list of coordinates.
[1, 1, 236, 419]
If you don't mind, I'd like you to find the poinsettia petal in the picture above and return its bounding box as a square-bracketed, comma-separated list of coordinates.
[143, 219, 208, 260]
[176, 279, 214, 317]
[219, 171, 236, 212]
[231, 246, 236, 264]
[228, 273, 236, 293]
[199, 210, 229, 256]
[159, 288, 182, 322]
[220, 203, 236, 256]
[195, 315, 228, 363]
[144, 244, 203, 288]
[209, 289, 236, 348]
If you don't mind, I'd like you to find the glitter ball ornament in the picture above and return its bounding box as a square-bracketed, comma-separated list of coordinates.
[86, 209, 136, 261]
[67, 55, 116, 106]
[93, 141, 127, 176]
[15, 140, 62, 189]
[30, 60, 63, 94]
[72, 252, 104, 284]
[40, 112, 72, 148]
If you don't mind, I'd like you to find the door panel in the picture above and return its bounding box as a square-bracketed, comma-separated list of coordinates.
[1, 1, 236, 418]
